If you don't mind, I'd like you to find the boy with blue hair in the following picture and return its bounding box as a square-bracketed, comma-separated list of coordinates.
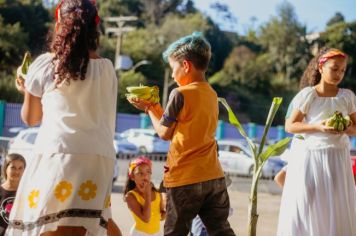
[128, 32, 235, 236]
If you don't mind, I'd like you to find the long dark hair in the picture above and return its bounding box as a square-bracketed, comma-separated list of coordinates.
[299, 47, 346, 89]
[51, 0, 100, 84]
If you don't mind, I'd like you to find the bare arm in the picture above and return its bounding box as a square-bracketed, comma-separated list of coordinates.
[127, 98, 176, 141]
[147, 104, 176, 141]
[125, 183, 152, 223]
[15, 75, 42, 126]
[21, 91, 42, 126]
[285, 109, 336, 134]
[159, 192, 166, 220]
[345, 112, 356, 136]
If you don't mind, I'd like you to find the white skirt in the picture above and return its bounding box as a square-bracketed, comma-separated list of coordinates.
[5, 153, 115, 236]
[277, 147, 356, 236]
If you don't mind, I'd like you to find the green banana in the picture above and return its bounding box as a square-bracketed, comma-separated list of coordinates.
[326, 111, 351, 131]
[333, 120, 339, 130]
[18, 52, 32, 79]
[126, 84, 160, 104]
[326, 118, 335, 127]
[338, 122, 344, 131]
[344, 116, 351, 127]
[21, 52, 32, 75]
[126, 85, 151, 94]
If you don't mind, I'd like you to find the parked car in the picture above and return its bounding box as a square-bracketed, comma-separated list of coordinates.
[350, 149, 356, 185]
[7, 127, 119, 182]
[7, 127, 38, 161]
[114, 132, 139, 155]
[119, 128, 170, 153]
[217, 139, 286, 178]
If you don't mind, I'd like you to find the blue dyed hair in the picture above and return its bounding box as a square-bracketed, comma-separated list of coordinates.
[162, 31, 211, 71]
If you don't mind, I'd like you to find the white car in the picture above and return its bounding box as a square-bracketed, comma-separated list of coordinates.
[7, 127, 119, 182]
[217, 139, 286, 178]
[7, 127, 38, 161]
[119, 128, 170, 153]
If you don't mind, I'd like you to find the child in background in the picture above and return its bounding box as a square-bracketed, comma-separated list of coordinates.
[0, 153, 26, 236]
[124, 157, 165, 236]
[277, 48, 356, 236]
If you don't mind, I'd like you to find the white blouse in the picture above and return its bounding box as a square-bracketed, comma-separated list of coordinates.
[293, 86, 356, 149]
[24, 53, 117, 159]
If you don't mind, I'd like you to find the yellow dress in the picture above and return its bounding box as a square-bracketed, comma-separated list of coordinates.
[129, 190, 161, 234]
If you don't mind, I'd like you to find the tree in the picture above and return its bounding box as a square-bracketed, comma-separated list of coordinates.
[326, 12, 345, 27]
[117, 70, 147, 113]
[0, 16, 28, 72]
[258, 1, 310, 83]
[0, 0, 51, 54]
[318, 21, 356, 90]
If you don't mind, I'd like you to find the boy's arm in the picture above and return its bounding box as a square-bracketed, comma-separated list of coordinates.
[147, 104, 176, 141]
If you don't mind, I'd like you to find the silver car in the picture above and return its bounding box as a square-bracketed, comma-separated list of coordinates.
[217, 139, 286, 178]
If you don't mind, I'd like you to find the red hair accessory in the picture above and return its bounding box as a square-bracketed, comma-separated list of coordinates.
[128, 156, 152, 177]
[54, 0, 100, 26]
[318, 49, 347, 67]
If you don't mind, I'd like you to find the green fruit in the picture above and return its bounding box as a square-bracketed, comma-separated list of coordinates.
[20, 52, 32, 75]
[338, 122, 344, 131]
[126, 85, 150, 94]
[326, 118, 335, 127]
[333, 120, 339, 130]
[344, 116, 351, 127]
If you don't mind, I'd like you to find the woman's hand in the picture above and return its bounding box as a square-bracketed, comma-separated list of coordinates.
[318, 120, 342, 134]
[15, 66, 26, 94]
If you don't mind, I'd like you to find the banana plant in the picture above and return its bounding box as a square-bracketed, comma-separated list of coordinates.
[218, 97, 291, 236]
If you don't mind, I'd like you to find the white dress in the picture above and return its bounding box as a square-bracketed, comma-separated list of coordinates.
[6, 53, 118, 236]
[277, 87, 356, 236]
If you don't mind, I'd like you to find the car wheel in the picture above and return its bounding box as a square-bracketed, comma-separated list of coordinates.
[138, 146, 148, 154]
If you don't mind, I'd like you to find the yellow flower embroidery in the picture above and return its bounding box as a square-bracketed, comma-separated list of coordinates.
[28, 190, 40, 209]
[54, 181, 73, 202]
[78, 180, 97, 201]
[104, 195, 111, 208]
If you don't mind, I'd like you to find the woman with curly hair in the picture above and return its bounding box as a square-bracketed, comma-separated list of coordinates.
[277, 47, 356, 236]
[11, 0, 121, 235]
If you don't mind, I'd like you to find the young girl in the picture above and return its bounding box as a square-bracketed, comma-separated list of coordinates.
[277, 48, 356, 236]
[124, 156, 165, 236]
[0, 154, 26, 236]
[10, 0, 121, 235]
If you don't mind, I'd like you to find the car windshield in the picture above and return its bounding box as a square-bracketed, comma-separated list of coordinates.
[23, 132, 38, 145]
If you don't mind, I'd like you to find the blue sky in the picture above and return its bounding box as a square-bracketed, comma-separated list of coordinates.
[193, 0, 356, 34]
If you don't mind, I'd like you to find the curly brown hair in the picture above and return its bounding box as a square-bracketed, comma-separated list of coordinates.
[51, 0, 100, 85]
[299, 47, 347, 89]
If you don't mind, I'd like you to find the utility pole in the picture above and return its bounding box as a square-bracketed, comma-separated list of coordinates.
[104, 16, 137, 70]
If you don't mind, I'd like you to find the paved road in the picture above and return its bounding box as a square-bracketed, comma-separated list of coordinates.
[112, 159, 283, 235]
